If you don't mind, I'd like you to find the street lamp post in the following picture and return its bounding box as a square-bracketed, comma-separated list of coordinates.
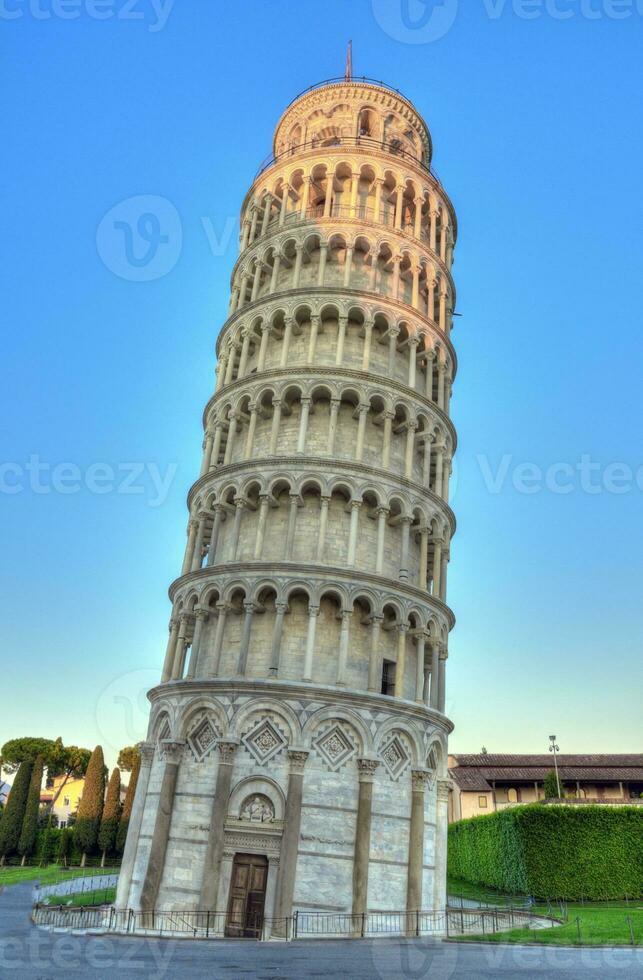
[549, 735, 561, 798]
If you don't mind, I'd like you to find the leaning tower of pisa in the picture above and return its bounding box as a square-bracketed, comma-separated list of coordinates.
[116, 74, 458, 936]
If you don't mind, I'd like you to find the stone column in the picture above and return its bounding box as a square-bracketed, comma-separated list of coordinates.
[352, 758, 379, 919]
[273, 750, 309, 934]
[244, 404, 258, 458]
[440, 546, 449, 602]
[285, 494, 299, 559]
[280, 316, 293, 366]
[404, 422, 417, 479]
[238, 329, 252, 375]
[139, 740, 185, 913]
[207, 505, 224, 565]
[236, 602, 255, 675]
[323, 175, 333, 216]
[388, 327, 399, 376]
[367, 615, 384, 692]
[254, 494, 270, 558]
[434, 445, 444, 497]
[399, 516, 412, 581]
[296, 397, 311, 454]
[269, 601, 287, 675]
[439, 284, 448, 332]
[279, 184, 289, 227]
[300, 177, 310, 216]
[293, 246, 303, 288]
[430, 641, 440, 710]
[210, 423, 224, 469]
[432, 536, 443, 597]
[419, 527, 429, 590]
[316, 496, 330, 561]
[425, 350, 435, 399]
[411, 264, 420, 310]
[392, 254, 401, 301]
[170, 616, 188, 680]
[260, 194, 271, 235]
[347, 500, 361, 566]
[200, 430, 214, 476]
[422, 434, 433, 487]
[355, 404, 369, 461]
[224, 344, 237, 384]
[406, 769, 430, 914]
[375, 507, 388, 574]
[269, 399, 282, 454]
[438, 652, 447, 712]
[223, 413, 239, 465]
[270, 253, 282, 292]
[336, 609, 351, 685]
[216, 353, 229, 392]
[181, 519, 198, 575]
[362, 319, 374, 371]
[210, 602, 228, 676]
[115, 742, 155, 908]
[199, 739, 239, 910]
[414, 197, 423, 239]
[317, 243, 328, 285]
[160, 618, 179, 683]
[327, 398, 340, 454]
[257, 322, 271, 370]
[186, 606, 207, 679]
[302, 605, 319, 681]
[429, 205, 438, 252]
[414, 632, 426, 703]
[394, 624, 408, 698]
[342, 247, 354, 288]
[381, 411, 394, 468]
[249, 205, 259, 241]
[336, 315, 348, 364]
[307, 314, 320, 362]
[433, 779, 451, 911]
[394, 185, 403, 230]
[408, 336, 419, 388]
[190, 513, 207, 572]
[231, 498, 245, 560]
[442, 457, 451, 503]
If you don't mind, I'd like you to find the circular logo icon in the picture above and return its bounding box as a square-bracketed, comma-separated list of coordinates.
[96, 194, 182, 282]
[372, 0, 459, 44]
[94, 668, 159, 754]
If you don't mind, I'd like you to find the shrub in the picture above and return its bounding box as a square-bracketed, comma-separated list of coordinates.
[448, 804, 643, 900]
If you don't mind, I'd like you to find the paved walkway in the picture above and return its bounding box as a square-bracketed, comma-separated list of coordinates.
[1, 883, 642, 979]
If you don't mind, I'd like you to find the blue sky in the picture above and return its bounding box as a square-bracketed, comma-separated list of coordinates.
[2, 0, 642, 769]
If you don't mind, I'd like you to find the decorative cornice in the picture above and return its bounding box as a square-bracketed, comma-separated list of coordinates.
[167, 560, 456, 629]
[148, 677, 454, 733]
[187, 455, 457, 535]
[212, 285, 458, 372]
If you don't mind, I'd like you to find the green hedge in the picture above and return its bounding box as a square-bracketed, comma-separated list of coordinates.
[448, 805, 643, 900]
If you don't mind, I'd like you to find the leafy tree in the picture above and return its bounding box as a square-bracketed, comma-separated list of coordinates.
[0, 760, 33, 864]
[17, 755, 44, 865]
[543, 769, 562, 799]
[116, 751, 140, 855]
[98, 768, 122, 866]
[74, 746, 106, 866]
[1, 737, 90, 818]
[117, 746, 140, 773]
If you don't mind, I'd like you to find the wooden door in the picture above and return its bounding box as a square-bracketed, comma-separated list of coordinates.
[225, 853, 268, 938]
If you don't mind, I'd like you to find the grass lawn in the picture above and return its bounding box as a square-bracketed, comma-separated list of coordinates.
[461, 904, 643, 946]
[41, 886, 116, 908]
[0, 865, 119, 887]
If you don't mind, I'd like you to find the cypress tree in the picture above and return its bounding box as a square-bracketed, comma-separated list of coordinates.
[57, 827, 73, 867]
[0, 760, 33, 864]
[98, 768, 121, 866]
[74, 745, 106, 866]
[18, 755, 44, 865]
[116, 751, 140, 855]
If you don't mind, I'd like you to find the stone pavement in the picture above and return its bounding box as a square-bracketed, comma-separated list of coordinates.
[1, 883, 642, 979]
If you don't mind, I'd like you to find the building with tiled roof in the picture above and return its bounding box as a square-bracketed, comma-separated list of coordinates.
[448, 754, 643, 822]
